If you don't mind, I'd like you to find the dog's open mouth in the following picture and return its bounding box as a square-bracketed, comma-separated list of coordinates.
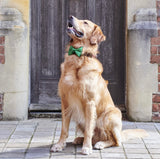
[67, 21, 84, 38]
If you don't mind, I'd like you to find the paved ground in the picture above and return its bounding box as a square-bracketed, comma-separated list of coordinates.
[0, 119, 160, 159]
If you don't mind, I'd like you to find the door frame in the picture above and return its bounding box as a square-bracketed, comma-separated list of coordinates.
[29, 0, 128, 113]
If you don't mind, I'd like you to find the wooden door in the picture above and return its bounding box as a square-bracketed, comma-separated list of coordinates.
[30, 0, 126, 111]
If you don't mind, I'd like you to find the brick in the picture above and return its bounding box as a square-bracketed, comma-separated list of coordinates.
[157, 9, 160, 18]
[159, 104, 160, 112]
[150, 55, 160, 64]
[158, 47, 160, 54]
[152, 103, 159, 112]
[0, 36, 5, 45]
[153, 94, 160, 103]
[157, 1, 160, 9]
[151, 46, 158, 54]
[0, 55, 5, 64]
[151, 37, 160, 45]
[0, 104, 2, 112]
[158, 30, 160, 36]
[0, 46, 4, 54]
[159, 84, 160, 92]
[158, 74, 160, 82]
[159, 65, 160, 73]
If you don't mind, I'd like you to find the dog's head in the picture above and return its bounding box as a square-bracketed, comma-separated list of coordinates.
[67, 16, 106, 45]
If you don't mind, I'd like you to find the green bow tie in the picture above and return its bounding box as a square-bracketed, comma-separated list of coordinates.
[68, 46, 83, 57]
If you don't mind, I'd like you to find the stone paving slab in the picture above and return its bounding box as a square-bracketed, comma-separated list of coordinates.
[0, 119, 160, 159]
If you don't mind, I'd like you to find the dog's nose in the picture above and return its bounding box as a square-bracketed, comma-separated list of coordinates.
[69, 15, 74, 20]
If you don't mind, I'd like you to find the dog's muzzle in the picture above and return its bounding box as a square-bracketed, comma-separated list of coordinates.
[67, 16, 84, 38]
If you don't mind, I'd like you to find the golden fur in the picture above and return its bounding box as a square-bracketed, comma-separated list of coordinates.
[51, 16, 148, 155]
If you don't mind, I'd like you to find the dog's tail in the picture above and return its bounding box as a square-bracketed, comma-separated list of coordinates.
[121, 129, 149, 142]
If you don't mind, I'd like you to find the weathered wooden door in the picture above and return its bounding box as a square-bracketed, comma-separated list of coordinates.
[31, 0, 126, 111]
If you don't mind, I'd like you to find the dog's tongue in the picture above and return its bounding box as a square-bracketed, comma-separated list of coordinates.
[69, 27, 78, 33]
[68, 26, 77, 33]
[67, 26, 83, 38]
[73, 28, 83, 37]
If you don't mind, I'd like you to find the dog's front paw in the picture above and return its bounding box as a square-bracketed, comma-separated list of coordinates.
[50, 143, 66, 152]
[81, 147, 92, 155]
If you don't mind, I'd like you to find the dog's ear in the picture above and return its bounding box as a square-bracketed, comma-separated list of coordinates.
[90, 25, 106, 45]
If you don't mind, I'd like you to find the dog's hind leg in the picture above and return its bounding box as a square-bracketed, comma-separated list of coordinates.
[73, 137, 84, 145]
[73, 123, 84, 145]
[94, 140, 115, 150]
[93, 128, 116, 150]
[112, 127, 122, 146]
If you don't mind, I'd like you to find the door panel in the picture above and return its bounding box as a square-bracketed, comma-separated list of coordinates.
[31, 0, 126, 110]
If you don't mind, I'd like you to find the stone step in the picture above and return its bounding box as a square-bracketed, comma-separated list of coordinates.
[29, 112, 62, 119]
[29, 103, 61, 112]
[134, 8, 157, 22]
[29, 104, 127, 119]
[29, 111, 127, 120]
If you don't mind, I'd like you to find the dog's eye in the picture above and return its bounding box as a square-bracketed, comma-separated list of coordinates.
[84, 21, 88, 25]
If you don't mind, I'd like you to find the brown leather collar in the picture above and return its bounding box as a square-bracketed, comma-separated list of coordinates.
[82, 52, 97, 58]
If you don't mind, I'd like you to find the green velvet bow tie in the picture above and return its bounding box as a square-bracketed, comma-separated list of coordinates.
[68, 46, 83, 57]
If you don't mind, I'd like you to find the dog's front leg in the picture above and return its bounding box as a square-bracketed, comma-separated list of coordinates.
[82, 101, 96, 155]
[51, 102, 71, 152]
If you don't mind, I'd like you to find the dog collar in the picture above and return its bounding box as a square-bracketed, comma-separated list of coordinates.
[68, 46, 97, 58]
[68, 46, 83, 57]
[82, 52, 97, 58]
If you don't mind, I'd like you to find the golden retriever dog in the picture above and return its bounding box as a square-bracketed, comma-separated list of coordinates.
[51, 16, 148, 155]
